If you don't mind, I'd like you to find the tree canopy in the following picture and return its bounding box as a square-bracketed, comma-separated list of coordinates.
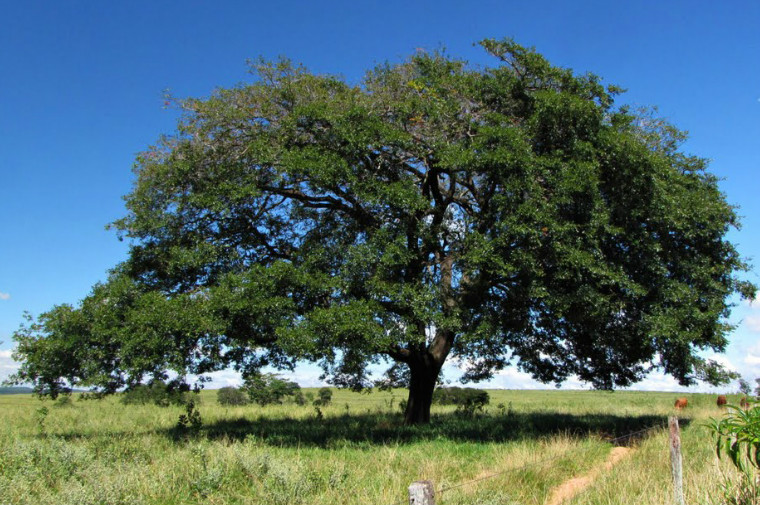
[10, 39, 754, 423]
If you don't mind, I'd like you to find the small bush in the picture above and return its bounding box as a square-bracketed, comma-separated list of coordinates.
[120, 381, 192, 407]
[293, 390, 307, 406]
[217, 387, 249, 406]
[35, 406, 48, 437]
[312, 387, 332, 407]
[432, 387, 490, 408]
[176, 400, 203, 433]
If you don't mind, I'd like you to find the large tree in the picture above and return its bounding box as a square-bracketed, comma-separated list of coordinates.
[11, 40, 754, 424]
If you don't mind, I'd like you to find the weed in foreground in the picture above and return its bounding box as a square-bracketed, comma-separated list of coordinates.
[709, 398, 760, 505]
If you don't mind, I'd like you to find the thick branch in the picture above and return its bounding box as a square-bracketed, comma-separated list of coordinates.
[262, 185, 377, 227]
[385, 346, 412, 363]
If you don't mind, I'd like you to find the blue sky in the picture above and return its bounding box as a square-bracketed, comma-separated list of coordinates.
[1, 1, 758, 391]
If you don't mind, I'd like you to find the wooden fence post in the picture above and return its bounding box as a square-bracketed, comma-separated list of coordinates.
[408, 480, 435, 505]
[668, 416, 684, 505]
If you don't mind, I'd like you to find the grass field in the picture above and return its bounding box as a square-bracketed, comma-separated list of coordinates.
[0, 388, 745, 505]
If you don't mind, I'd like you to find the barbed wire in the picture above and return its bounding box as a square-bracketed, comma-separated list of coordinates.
[388, 420, 668, 505]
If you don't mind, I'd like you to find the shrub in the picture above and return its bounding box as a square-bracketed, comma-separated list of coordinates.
[244, 373, 301, 406]
[35, 406, 48, 437]
[176, 400, 203, 434]
[433, 387, 490, 408]
[432, 387, 489, 417]
[293, 390, 307, 406]
[217, 387, 249, 406]
[120, 380, 193, 407]
[313, 387, 332, 407]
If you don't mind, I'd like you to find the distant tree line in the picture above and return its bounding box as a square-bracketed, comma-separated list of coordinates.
[120, 380, 197, 407]
[216, 374, 332, 407]
[116, 374, 336, 408]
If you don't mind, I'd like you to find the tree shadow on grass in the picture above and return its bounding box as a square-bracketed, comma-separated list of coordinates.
[171, 410, 678, 448]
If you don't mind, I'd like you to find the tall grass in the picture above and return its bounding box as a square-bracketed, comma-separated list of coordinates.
[0, 389, 744, 504]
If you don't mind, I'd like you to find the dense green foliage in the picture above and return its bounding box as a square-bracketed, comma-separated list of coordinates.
[433, 387, 490, 416]
[433, 387, 490, 406]
[8, 38, 754, 424]
[120, 381, 194, 407]
[313, 387, 333, 407]
[244, 373, 301, 405]
[216, 386, 249, 406]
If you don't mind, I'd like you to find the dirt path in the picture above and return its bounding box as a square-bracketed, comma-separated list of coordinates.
[544, 447, 633, 505]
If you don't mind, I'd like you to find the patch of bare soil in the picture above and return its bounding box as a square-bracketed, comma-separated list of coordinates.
[545, 447, 633, 505]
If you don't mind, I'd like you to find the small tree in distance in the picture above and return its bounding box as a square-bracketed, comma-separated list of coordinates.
[244, 373, 300, 406]
[217, 386, 249, 406]
[8, 38, 755, 425]
[313, 387, 333, 407]
[739, 378, 752, 396]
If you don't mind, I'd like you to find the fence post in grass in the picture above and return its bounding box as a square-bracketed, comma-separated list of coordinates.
[408, 480, 435, 505]
[668, 416, 684, 505]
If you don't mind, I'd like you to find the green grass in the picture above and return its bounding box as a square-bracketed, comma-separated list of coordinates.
[0, 389, 745, 504]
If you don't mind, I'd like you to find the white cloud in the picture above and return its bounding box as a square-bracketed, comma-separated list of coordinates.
[0, 349, 19, 382]
[631, 354, 745, 393]
[446, 354, 739, 393]
[625, 372, 685, 392]
[705, 353, 738, 372]
[743, 342, 760, 368]
[491, 367, 548, 389]
[197, 369, 243, 388]
[744, 315, 760, 333]
[487, 367, 705, 393]
[746, 355, 760, 366]
[0, 292, 9, 301]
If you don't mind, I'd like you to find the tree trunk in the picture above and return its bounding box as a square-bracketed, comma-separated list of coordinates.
[404, 358, 440, 425]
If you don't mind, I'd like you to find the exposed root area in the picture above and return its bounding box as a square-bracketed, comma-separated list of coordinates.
[545, 447, 633, 505]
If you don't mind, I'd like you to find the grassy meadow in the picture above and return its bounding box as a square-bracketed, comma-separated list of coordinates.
[0, 388, 745, 505]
